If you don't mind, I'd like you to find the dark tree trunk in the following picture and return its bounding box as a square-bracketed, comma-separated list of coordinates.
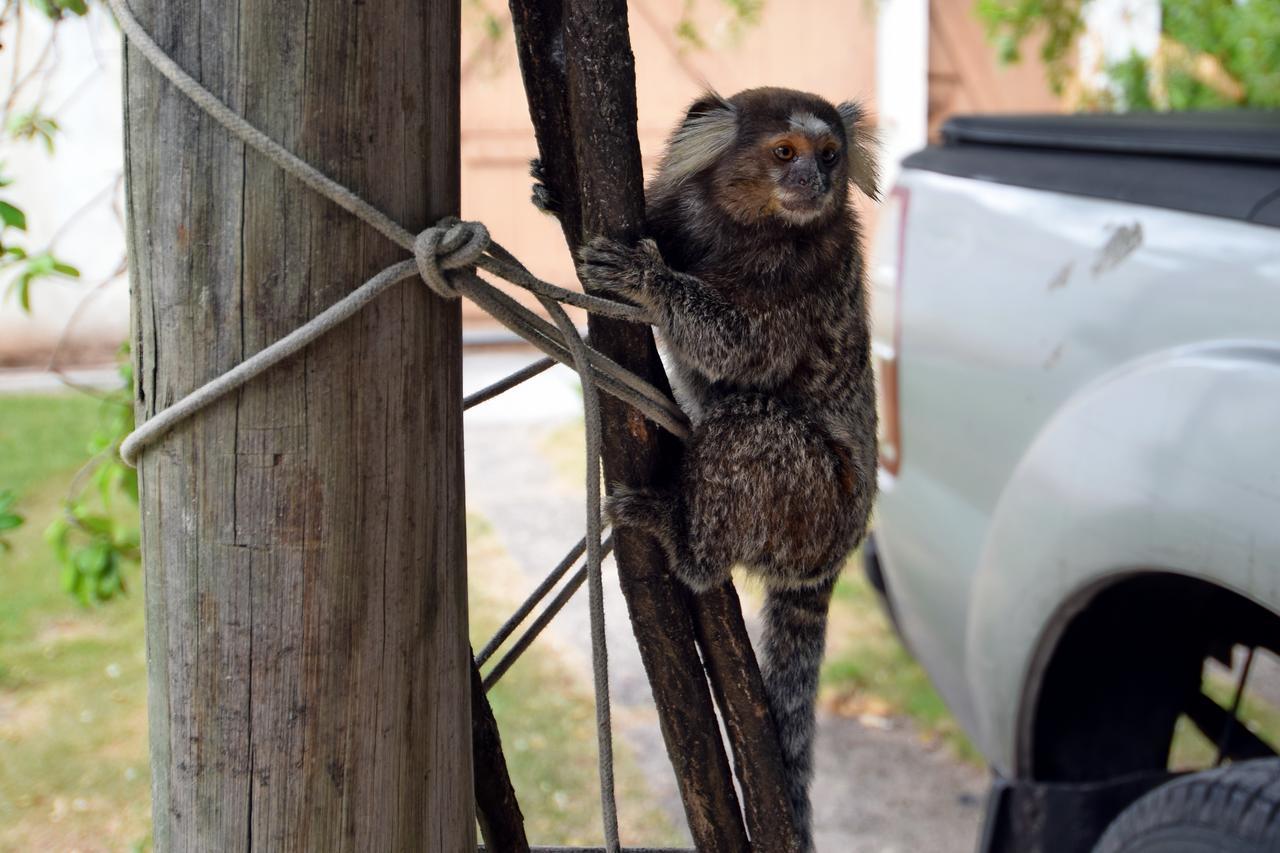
[123, 0, 471, 849]
[508, 2, 801, 850]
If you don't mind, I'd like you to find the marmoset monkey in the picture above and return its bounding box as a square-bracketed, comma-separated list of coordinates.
[536, 87, 878, 851]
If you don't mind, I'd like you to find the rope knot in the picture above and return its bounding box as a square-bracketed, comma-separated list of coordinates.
[413, 217, 490, 299]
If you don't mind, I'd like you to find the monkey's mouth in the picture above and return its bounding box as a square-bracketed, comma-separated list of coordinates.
[776, 188, 830, 215]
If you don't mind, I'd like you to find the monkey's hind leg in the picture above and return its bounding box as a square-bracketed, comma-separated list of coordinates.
[605, 486, 732, 593]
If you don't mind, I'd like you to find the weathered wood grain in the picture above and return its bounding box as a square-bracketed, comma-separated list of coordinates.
[123, 1, 471, 849]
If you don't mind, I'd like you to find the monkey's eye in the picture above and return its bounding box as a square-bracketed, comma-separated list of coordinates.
[773, 145, 795, 162]
[820, 148, 840, 166]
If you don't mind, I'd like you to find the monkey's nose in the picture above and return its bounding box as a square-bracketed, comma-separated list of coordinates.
[788, 163, 826, 193]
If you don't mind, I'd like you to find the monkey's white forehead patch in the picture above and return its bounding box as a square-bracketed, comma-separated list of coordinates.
[788, 112, 833, 137]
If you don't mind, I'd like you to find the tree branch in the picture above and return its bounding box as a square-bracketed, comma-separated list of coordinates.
[508, 1, 800, 850]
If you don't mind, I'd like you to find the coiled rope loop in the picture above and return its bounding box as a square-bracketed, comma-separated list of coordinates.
[414, 219, 490, 299]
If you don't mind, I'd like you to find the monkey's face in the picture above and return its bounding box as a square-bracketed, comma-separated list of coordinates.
[757, 115, 847, 225]
[710, 116, 848, 227]
[652, 88, 880, 230]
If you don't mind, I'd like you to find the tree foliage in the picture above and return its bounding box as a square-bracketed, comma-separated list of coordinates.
[976, 0, 1280, 110]
[975, 0, 1087, 94]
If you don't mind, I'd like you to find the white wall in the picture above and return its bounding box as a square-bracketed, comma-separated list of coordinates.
[0, 6, 128, 365]
[875, 0, 929, 194]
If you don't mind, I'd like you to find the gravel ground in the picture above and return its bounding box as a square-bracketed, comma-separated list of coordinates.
[463, 352, 987, 853]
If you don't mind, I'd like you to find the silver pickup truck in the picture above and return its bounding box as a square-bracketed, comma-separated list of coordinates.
[866, 112, 1280, 853]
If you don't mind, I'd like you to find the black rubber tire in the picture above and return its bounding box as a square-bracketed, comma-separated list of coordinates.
[1093, 758, 1280, 853]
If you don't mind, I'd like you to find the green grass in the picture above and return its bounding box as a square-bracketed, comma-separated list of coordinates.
[0, 393, 101, 493]
[0, 393, 678, 851]
[822, 569, 982, 764]
[0, 394, 151, 852]
[468, 515, 683, 847]
[1169, 665, 1280, 771]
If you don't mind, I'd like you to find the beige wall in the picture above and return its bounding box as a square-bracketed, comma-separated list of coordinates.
[459, 0, 880, 329]
[459, 1, 1062, 332]
[928, 0, 1061, 139]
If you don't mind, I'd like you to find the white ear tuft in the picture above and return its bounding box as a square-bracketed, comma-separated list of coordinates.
[650, 92, 738, 197]
[837, 101, 881, 201]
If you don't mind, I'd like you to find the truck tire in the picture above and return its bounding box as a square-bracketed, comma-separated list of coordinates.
[1093, 758, 1280, 853]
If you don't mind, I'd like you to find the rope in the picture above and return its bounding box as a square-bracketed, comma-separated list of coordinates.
[480, 538, 615, 691]
[107, 2, 696, 850]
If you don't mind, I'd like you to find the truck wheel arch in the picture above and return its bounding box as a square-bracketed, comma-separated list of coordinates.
[1014, 571, 1277, 781]
[964, 342, 1280, 776]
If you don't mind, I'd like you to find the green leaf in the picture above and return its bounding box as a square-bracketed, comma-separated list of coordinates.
[121, 469, 139, 503]
[675, 18, 705, 50]
[97, 564, 122, 598]
[45, 516, 71, 564]
[74, 541, 111, 577]
[77, 514, 115, 538]
[7, 109, 61, 152]
[0, 201, 27, 231]
[0, 513, 23, 532]
[26, 253, 54, 275]
[16, 274, 32, 312]
[60, 561, 78, 593]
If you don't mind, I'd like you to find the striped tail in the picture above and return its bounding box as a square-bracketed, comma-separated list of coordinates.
[761, 578, 837, 853]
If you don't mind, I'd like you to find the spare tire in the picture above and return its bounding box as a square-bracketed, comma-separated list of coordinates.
[1093, 758, 1280, 853]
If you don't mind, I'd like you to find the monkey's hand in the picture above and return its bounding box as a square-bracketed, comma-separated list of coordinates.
[529, 159, 561, 218]
[576, 236, 665, 304]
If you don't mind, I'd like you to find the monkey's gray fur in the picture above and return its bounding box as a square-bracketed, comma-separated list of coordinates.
[537, 87, 878, 851]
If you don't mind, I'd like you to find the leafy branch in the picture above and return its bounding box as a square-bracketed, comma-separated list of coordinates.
[1, 0, 139, 607]
[975, 0, 1280, 111]
[44, 351, 138, 604]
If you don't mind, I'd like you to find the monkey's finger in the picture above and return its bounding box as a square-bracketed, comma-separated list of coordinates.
[577, 236, 631, 266]
[531, 183, 559, 215]
[575, 263, 633, 293]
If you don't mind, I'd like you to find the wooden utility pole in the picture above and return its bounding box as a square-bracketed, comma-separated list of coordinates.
[509, 2, 802, 850]
[123, 1, 471, 849]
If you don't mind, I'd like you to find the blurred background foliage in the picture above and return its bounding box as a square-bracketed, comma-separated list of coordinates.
[978, 0, 1280, 110]
[1, 0, 139, 606]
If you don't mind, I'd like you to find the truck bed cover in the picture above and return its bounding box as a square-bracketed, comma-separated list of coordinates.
[903, 112, 1280, 227]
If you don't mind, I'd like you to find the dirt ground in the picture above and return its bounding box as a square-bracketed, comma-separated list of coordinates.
[463, 352, 988, 852]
